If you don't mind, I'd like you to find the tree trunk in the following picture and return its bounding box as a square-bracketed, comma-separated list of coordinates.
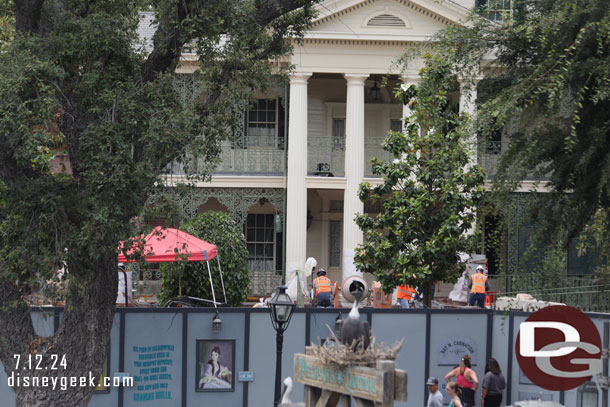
[423, 280, 432, 308]
[14, 0, 45, 34]
[1, 252, 118, 407]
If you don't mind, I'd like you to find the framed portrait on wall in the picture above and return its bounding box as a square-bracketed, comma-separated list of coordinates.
[196, 339, 235, 392]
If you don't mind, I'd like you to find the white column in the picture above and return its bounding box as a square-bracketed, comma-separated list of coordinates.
[401, 75, 420, 125]
[459, 79, 478, 116]
[459, 78, 480, 237]
[401, 75, 420, 180]
[286, 73, 311, 288]
[342, 74, 368, 283]
[459, 78, 480, 168]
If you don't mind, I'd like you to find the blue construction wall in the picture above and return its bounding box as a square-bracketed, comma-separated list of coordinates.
[0, 308, 609, 407]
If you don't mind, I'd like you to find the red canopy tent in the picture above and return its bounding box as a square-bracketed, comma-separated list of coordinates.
[118, 226, 218, 263]
[118, 227, 225, 307]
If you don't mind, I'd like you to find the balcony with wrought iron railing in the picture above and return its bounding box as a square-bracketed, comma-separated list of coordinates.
[477, 140, 551, 181]
[213, 137, 286, 175]
[166, 138, 286, 177]
[307, 136, 391, 177]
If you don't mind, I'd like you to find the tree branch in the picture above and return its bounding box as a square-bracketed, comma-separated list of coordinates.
[139, 2, 190, 84]
[140, 0, 310, 83]
[254, 0, 309, 26]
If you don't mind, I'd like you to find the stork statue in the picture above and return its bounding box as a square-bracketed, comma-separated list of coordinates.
[340, 278, 371, 350]
[278, 377, 305, 407]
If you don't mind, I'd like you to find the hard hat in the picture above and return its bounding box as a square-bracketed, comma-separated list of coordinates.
[316, 268, 326, 276]
[476, 265, 485, 272]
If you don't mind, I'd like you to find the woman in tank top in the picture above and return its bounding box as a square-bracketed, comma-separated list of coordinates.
[447, 382, 463, 407]
[444, 355, 479, 407]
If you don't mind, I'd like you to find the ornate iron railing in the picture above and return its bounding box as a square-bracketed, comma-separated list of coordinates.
[364, 137, 392, 176]
[307, 136, 345, 176]
[477, 140, 504, 179]
[126, 264, 163, 304]
[477, 141, 551, 181]
[166, 143, 285, 176]
[307, 136, 391, 177]
[487, 273, 610, 312]
[249, 270, 283, 297]
[213, 140, 285, 175]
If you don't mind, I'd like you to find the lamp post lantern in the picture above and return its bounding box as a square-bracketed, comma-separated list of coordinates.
[269, 285, 295, 407]
[212, 311, 222, 333]
[334, 312, 343, 339]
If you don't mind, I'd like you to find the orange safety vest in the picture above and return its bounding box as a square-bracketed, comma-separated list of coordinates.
[397, 285, 417, 300]
[314, 276, 332, 296]
[470, 272, 487, 294]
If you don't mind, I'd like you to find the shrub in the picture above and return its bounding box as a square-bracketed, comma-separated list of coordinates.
[159, 211, 249, 306]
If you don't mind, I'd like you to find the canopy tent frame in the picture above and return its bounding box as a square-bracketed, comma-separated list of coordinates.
[119, 227, 226, 308]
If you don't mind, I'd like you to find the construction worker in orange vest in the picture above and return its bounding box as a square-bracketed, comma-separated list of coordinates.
[313, 268, 333, 308]
[397, 284, 418, 309]
[468, 265, 490, 308]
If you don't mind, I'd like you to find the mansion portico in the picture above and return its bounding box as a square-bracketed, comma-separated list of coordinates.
[164, 0, 489, 295]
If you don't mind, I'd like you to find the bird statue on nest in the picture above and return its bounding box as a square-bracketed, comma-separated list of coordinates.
[278, 377, 305, 407]
[340, 279, 371, 350]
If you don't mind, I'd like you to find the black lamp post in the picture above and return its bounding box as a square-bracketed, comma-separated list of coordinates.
[269, 285, 295, 407]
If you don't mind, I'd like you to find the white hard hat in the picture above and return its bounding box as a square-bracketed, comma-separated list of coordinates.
[476, 265, 485, 272]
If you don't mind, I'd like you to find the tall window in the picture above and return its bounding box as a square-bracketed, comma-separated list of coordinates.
[332, 119, 345, 150]
[329, 220, 342, 267]
[390, 119, 402, 133]
[476, 0, 513, 22]
[247, 99, 284, 148]
[246, 214, 275, 272]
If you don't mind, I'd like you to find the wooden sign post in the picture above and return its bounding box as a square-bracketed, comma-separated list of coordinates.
[293, 349, 407, 407]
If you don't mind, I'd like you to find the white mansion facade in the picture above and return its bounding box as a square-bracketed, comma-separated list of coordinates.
[164, 0, 502, 295]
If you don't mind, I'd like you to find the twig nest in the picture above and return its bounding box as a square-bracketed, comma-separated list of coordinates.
[310, 328, 403, 369]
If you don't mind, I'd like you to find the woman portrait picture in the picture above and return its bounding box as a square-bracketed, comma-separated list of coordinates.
[196, 340, 235, 392]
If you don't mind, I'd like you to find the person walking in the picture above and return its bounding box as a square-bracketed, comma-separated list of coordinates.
[445, 355, 479, 407]
[468, 266, 490, 308]
[426, 377, 444, 407]
[313, 268, 333, 308]
[396, 284, 417, 309]
[481, 358, 505, 407]
[447, 382, 463, 407]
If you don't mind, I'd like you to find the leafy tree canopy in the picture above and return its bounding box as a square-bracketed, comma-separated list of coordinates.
[422, 0, 610, 260]
[0, 0, 318, 405]
[354, 54, 485, 307]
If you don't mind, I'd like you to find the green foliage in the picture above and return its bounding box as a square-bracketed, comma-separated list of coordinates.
[354, 54, 485, 306]
[0, 0, 317, 289]
[0, 1, 317, 404]
[0, 0, 14, 51]
[159, 211, 250, 306]
[424, 0, 610, 269]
